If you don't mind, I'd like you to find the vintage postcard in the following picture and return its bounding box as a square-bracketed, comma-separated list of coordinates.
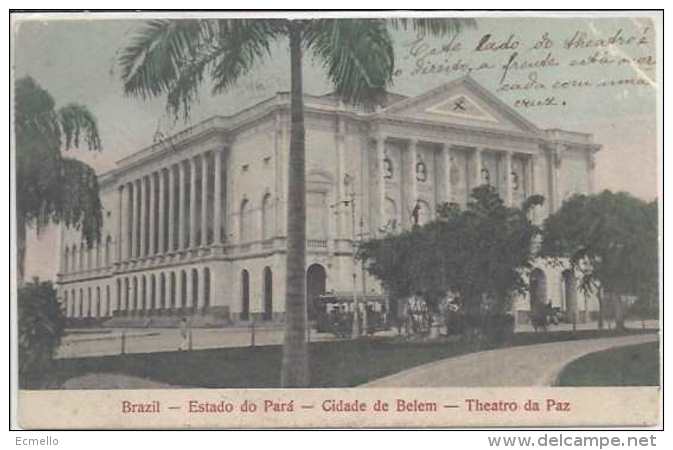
[11, 10, 662, 429]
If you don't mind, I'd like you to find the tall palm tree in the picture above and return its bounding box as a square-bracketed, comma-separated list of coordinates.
[15, 76, 103, 286]
[119, 17, 472, 387]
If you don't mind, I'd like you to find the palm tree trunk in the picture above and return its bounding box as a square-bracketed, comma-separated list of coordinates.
[281, 23, 309, 388]
[17, 213, 27, 287]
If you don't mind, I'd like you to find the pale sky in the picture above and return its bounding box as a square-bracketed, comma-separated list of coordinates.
[13, 14, 660, 281]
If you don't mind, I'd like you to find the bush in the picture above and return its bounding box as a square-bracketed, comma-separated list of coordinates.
[18, 280, 65, 388]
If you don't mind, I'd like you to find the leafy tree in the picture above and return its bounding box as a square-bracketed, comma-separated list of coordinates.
[359, 185, 544, 317]
[540, 191, 658, 330]
[118, 17, 473, 387]
[15, 76, 103, 285]
[18, 279, 66, 388]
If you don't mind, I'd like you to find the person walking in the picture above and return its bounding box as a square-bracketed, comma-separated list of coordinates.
[178, 317, 190, 351]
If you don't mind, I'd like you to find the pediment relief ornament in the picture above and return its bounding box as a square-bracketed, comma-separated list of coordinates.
[425, 94, 499, 123]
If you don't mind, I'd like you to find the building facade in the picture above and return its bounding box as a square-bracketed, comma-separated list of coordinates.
[56, 76, 602, 326]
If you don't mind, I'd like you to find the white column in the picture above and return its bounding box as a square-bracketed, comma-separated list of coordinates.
[213, 149, 223, 244]
[140, 176, 148, 257]
[503, 151, 513, 206]
[129, 181, 138, 259]
[189, 157, 198, 248]
[118, 185, 125, 261]
[201, 153, 209, 246]
[158, 170, 166, 254]
[408, 138, 418, 209]
[148, 173, 155, 255]
[168, 166, 176, 251]
[374, 135, 386, 234]
[179, 162, 187, 250]
[442, 144, 452, 204]
[473, 147, 483, 191]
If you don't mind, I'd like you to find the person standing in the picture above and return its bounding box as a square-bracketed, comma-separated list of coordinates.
[178, 317, 190, 351]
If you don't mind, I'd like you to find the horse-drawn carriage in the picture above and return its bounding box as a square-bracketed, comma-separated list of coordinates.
[313, 292, 391, 337]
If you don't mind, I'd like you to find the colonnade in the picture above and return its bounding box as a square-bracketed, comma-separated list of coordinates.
[118, 148, 225, 262]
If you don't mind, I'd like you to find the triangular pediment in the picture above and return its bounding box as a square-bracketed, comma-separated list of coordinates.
[382, 76, 540, 134]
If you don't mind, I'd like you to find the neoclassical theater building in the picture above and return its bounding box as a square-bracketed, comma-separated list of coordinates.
[57, 76, 601, 326]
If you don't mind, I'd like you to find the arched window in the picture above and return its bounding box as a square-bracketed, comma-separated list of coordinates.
[150, 274, 156, 311]
[116, 279, 122, 314]
[87, 287, 92, 318]
[141, 275, 147, 312]
[96, 241, 102, 268]
[263, 267, 272, 321]
[203, 268, 211, 311]
[261, 193, 274, 240]
[70, 290, 76, 317]
[306, 264, 327, 320]
[64, 290, 69, 317]
[71, 245, 77, 271]
[122, 277, 129, 314]
[169, 272, 176, 311]
[180, 270, 188, 310]
[105, 235, 112, 266]
[64, 247, 70, 273]
[192, 269, 199, 312]
[241, 269, 250, 320]
[96, 287, 101, 318]
[132, 277, 138, 312]
[159, 273, 166, 311]
[106, 285, 111, 317]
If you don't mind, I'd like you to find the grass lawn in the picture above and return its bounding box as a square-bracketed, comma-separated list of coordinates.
[25, 328, 657, 389]
[557, 341, 660, 386]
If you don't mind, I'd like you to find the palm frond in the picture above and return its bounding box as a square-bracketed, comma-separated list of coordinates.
[44, 157, 103, 246]
[119, 19, 208, 100]
[57, 104, 102, 150]
[210, 19, 282, 95]
[388, 17, 476, 37]
[305, 19, 394, 106]
[119, 19, 281, 120]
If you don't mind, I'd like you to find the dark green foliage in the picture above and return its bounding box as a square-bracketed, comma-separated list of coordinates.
[540, 191, 659, 328]
[359, 185, 544, 315]
[15, 76, 103, 236]
[18, 280, 66, 388]
[15, 76, 104, 283]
